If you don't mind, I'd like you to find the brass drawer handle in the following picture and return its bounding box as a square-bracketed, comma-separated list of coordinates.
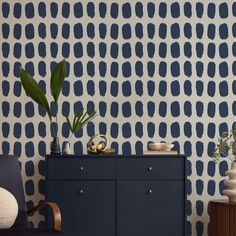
[80, 166, 84, 172]
[147, 166, 152, 172]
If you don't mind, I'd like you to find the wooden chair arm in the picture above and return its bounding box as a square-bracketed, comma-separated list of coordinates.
[27, 200, 61, 231]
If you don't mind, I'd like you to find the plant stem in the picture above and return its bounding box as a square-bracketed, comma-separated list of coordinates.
[50, 121, 55, 138]
[55, 102, 58, 137]
[69, 133, 73, 142]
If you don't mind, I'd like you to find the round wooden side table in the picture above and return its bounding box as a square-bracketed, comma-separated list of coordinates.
[209, 200, 236, 236]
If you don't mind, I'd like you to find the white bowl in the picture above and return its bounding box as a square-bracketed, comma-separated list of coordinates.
[148, 143, 174, 151]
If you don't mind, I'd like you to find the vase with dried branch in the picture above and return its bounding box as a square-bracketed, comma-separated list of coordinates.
[213, 128, 236, 202]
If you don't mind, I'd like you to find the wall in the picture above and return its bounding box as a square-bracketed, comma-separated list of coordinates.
[0, 1, 234, 235]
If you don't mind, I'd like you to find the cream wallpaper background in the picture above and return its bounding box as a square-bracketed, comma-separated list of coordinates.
[1, 1, 235, 235]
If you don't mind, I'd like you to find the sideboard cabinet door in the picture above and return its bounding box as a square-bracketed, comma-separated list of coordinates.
[117, 180, 184, 236]
[46, 181, 115, 236]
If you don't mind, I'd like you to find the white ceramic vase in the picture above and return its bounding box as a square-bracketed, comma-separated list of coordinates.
[63, 142, 72, 155]
[223, 162, 236, 202]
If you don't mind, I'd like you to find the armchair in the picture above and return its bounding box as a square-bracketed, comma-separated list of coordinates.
[0, 155, 62, 236]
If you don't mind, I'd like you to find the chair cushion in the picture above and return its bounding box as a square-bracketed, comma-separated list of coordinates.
[0, 187, 18, 229]
[0, 156, 29, 228]
[0, 228, 63, 236]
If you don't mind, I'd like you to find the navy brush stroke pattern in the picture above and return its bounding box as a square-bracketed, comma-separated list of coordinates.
[0, 1, 235, 235]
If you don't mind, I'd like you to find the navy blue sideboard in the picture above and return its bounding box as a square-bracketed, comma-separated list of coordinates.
[45, 155, 186, 236]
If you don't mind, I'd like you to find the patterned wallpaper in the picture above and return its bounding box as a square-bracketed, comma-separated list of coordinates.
[1, 0, 235, 235]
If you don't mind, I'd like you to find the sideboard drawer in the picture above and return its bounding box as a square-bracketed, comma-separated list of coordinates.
[117, 180, 184, 236]
[46, 181, 115, 236]
[117, 158, 184, 180]
[47, 158, 116, 180]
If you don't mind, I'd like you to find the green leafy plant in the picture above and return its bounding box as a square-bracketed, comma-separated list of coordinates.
[20, 59, 66, 137]
[213, 128, 236, 163]
[50, 59, 66, 103]
[50, 59, 66, 136]
[20, 68, 52, 121]
[20, 59, 97, 141]
[66, 109, 97, 141]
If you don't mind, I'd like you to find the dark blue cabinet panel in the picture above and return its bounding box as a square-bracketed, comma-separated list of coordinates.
[47, 157, 116, 180]
[117, 157, 184, 180]
[117, 180, 185, 236]
[46, 181, 115, 236]
[45, 155, 186, 236]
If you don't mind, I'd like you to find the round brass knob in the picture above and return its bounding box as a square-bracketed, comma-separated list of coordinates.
[148, 189, 152, 194]
[148, 166, 152, 171]
[80, 189, 84, 194]
[80, 166, 84, 171]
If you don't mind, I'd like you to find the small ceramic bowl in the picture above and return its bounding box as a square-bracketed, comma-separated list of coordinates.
[148, 143, 174, 151]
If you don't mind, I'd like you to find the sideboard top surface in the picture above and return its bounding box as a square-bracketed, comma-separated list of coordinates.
[46, 154, 185, 159]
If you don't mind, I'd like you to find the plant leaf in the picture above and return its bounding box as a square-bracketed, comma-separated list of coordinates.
[72, 115, 77, 133]
[66, 109, 97, 136]
[78, 110, 88, 124]
[50, 59, 66, 103]
[66, 116, 72, 132]
[75, 110, 97, 133]
[81, 111, 97, 126]
[73, 109, 84, 132]
[20, 68, 52, 121]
